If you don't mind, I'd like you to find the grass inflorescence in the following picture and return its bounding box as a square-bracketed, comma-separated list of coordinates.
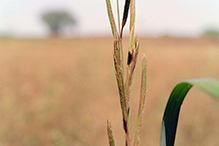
[105, 1, 219, 146]
[106, 0, 147, 146]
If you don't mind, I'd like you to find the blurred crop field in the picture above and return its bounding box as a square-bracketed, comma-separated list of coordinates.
[0, 37, 219, 146]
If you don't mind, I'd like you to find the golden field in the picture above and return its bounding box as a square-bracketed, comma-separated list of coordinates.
[0, 37, 219, 146]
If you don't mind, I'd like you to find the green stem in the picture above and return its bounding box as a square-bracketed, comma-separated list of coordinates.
[117, 0, 121, 36]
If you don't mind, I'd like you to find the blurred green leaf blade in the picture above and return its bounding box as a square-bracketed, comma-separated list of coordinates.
[161, 78, 219, 146]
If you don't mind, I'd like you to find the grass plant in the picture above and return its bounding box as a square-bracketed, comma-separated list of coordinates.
[105, 1, 219, 146]
[106, 0, 146, 146]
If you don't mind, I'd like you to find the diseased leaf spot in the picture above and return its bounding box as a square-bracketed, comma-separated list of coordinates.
[127, 51, 133, 65]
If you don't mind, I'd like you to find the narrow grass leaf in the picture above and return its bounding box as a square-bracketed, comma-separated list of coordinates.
[160, 78, 219, 146]
[134, 55, 147, 146]
[106, 0, 118, 38]
[107, 120, 116, 146]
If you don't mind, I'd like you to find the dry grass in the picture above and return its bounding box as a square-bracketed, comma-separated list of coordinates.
[0, 37, 219, 146]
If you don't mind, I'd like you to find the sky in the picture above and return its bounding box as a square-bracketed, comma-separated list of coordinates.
[0, 0, 219, 38]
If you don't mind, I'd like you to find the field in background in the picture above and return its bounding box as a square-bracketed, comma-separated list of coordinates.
[0, 37, 219, 146]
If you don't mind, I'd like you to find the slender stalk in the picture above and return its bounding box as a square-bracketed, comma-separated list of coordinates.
[106, 0, 118, 38]
[116, 0, 125, 77]
[117, 0, 121, 36]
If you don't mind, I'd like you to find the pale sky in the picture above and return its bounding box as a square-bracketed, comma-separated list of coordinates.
[0, 0, 219, 38]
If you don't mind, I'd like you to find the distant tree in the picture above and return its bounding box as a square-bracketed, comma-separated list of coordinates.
[41, 10, 77, 37]
[203, 28, 219, 37]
